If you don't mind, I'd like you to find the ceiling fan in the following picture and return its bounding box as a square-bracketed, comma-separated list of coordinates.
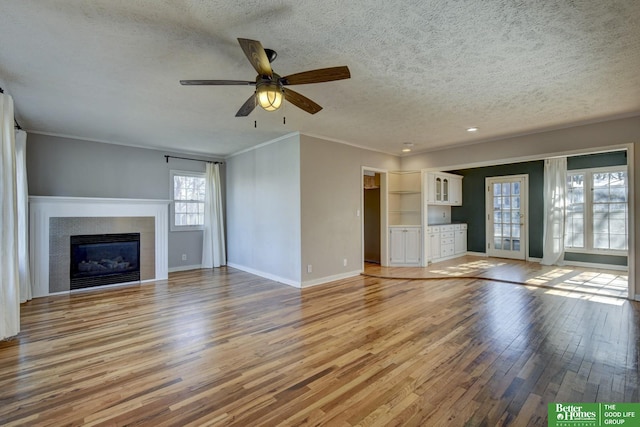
[180, 38, 351, 117]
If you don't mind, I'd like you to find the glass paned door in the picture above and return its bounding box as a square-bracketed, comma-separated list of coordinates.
[486, 175, 527, 260]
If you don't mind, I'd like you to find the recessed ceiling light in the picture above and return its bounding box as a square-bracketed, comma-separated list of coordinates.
[402, 142, 414, 153]
[466, 127, 478, 132]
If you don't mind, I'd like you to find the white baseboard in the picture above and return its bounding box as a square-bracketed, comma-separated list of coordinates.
[301, 270, 361, 288]
[168, 264, 202, 273]
[227, 262, 301, 288]
[226, 263, 362, 289]
[527, 257, 542, 262]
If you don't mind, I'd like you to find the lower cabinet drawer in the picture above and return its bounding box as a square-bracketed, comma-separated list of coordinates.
[441, 244, 454, 257]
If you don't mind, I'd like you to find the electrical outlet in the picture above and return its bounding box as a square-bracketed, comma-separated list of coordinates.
[181, 254, 187, 261]
[343, 258, 347, 267]
[307, 264, 312, 273]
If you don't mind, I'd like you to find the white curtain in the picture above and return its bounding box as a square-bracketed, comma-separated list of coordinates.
[1, 93, 21, 340]
[540, 157, 567, 266]
[202, 163, 226, 268]
[16, 130, 32, 303]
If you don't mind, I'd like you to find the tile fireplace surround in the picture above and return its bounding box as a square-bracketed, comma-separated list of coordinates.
[29, 197, 171, 298]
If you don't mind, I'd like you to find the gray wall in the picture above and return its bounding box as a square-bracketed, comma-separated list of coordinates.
[300, 135, 399, 284]
[26, 133, 224, 269]
[225, 134, 302, 284]
[402, 115, 640, 297]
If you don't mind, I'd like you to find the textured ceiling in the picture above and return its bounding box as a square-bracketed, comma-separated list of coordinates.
[0, 0, 639, 157]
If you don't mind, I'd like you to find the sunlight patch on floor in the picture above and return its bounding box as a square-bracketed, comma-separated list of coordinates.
[365, 257, 629, 299]
[544, 289, 626, 306]
[430, 259, 507, 277]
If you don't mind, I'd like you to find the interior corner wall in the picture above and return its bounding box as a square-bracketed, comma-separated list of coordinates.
[400, 115, 640, 298]
[25, 133, 224, 269]
[225, 134, 302, 285]
[299, 135, 399, 285]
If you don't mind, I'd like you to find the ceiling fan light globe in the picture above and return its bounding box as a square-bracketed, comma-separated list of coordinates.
[256, 83, 283, 111]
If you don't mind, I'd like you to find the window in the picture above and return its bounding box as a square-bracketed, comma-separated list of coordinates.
[171, 170, 205, 231]
[565, 166, 628, 253]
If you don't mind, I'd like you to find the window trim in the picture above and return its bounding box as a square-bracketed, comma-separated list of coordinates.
[565, 165, 628, 256]
[170, 170, 206, 232]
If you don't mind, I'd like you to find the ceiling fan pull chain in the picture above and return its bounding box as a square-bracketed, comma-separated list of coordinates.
[282, 98, 286, 125]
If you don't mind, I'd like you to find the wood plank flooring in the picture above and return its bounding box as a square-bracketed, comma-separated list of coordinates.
[365, 256, 629, 299]
[1, 266, 638, 426]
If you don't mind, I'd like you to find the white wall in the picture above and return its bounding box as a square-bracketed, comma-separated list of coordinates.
[401, 115, 640, 298]
[226, 133, 399, 288]
[225, 134, 302, 285]
[300, 135, 399, 285]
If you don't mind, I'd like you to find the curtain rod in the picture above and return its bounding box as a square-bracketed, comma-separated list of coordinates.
[165, 155, 223, 164]
[0, 86, 23, 130]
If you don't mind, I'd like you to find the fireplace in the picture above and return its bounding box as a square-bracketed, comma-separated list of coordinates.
[70, 233, 140, 290]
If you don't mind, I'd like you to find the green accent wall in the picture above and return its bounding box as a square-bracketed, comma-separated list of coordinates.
[567, 150, 627, 170]
[450, 150, 628, 265]
[450, 160, 544, 257]
[564, 252, 627, 266]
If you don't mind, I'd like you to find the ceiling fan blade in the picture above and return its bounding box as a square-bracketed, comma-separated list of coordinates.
[180, 80, 255, 86]
[235, 94, 257, 117]
[284, 89, 322, 114]
[237, 38, 273, 77]
[281, 66, 351, 85]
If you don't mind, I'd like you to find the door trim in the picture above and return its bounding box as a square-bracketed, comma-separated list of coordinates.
[485, 174, 529, 260]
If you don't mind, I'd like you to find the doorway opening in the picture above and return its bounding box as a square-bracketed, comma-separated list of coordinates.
[362, 168, 388, 269]
[364, 171, 381, 264]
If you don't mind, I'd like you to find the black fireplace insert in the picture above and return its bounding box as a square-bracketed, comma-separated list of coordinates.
[70, 233, 140, 290]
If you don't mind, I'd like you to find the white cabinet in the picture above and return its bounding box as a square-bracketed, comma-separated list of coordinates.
[388, 171, 422, 266]
[427, 226, 441, 261]
[454, 224, 467, 254]
[426, 174, 443, 204]
[439, 225, 455, 258]
[426, 223, 467, 263]
[448, 176, 463, 206]
[426, 172, 463, 206]
[390, 226, 421, 265]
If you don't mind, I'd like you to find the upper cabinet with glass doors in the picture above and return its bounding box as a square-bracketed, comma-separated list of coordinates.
[426, 172, 463, 205]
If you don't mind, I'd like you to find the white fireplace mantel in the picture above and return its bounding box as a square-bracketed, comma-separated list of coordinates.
[29, 196, 171, 297]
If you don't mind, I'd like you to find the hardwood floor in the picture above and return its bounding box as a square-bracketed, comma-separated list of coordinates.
[365, 256, 629, 299]
[1, 266, 638, 426]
